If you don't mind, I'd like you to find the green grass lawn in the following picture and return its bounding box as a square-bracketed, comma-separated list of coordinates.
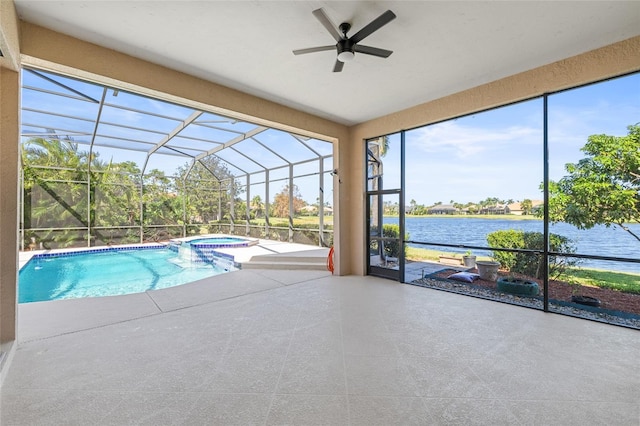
[559, 268, 640, 294]
[248, 216, 333, 227]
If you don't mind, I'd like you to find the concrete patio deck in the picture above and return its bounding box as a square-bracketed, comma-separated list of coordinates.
[2, 266, 639, 425]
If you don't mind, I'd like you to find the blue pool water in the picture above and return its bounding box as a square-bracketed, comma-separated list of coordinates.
[189, 237, 249, 246]
[19, 247, 230, 303]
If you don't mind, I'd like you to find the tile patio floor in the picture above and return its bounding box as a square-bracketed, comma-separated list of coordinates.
[1, 268, 639, 425]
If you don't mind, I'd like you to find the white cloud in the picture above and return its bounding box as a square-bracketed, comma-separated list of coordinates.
[407, 120, 541, 159]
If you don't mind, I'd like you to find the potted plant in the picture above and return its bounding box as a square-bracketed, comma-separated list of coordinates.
[462, 250, 476, 268]
[475, 259, 500, 281]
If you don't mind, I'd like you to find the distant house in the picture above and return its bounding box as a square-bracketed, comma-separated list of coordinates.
[506, 200, 544, 215]
[300, 205, 333, 216]
[481, 204, 508, 214]
[301, 205, 318, 215]
[507, 202, 524, 215]
[428, 204, 459, 215]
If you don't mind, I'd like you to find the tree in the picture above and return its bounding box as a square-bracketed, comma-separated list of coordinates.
[250, 195, 265, 219]
[546, 124, 640, 242]
[271, 184, 305, 218]
[176, 157, 238, 223]
[408, 199, 417, 214]
[521, 199, 533, 215]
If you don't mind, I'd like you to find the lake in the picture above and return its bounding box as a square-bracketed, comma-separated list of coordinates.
[383, 216, 640, 273]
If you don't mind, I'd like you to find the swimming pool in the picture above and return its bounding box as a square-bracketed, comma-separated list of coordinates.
[19, 246, 233, 303]
[188, 236, 252, 246]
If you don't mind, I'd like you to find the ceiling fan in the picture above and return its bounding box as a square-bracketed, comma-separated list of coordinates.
[293, 8, 397, 72]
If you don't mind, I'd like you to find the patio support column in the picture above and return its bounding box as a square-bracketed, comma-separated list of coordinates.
[229, 179, 235, 234]
[139, 175, 144, 243]
[182, 178, 187, 238]
[245, 174, 250, 236]
[217, 183, 222, 222]
[86, 164, 91, 247]
[288, 164, 294, 242]
[265, 170, 270, 239]
[319, 158, 325, 247]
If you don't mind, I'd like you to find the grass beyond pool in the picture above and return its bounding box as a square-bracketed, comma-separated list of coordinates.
[19, 247, 232, 303]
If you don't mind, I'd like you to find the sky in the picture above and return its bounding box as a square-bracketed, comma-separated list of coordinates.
[21, 69, 639, 207]
[391, 72, 640, 207]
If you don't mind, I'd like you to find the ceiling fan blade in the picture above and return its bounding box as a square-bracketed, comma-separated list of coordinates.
[350, 10, 396, 44]
[312, 8, 342, 42]
[354, 45, 393, 58]
[333, 60, 344, 73]
[293, 45, 335, 55]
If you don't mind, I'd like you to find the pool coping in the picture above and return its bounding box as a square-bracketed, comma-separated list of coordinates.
[19, 242, 167, 270]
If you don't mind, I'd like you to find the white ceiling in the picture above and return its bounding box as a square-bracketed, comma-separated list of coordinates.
[14, 1, 640, 126]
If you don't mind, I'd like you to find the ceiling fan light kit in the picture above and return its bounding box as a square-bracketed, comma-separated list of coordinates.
[293, 8, 396, 72]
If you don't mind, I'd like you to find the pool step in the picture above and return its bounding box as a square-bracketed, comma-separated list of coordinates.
[240, 249, 330, 271]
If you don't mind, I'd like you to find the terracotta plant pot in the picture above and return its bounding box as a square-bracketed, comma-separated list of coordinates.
[476, 260, 500, 281]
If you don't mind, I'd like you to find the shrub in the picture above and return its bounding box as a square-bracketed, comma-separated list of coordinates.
[487, 229, 578, 279]
[369, 224, 407, 259]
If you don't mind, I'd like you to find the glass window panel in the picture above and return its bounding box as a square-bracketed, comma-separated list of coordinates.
[548, 73, 640, 259]
[367, 133, 401, 191]
[369, 193, 401, 271]
[404, 99, 543, 251]
[548, 257, 640, 328]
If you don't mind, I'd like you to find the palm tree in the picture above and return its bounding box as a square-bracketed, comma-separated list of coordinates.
[250, 195, 265, 218]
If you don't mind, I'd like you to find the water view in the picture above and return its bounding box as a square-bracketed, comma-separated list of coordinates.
[387, 216, 640, 273]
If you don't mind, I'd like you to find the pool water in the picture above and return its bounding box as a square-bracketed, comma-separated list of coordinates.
[188, 237, 249, 246]
[19, 248, 230, 303]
